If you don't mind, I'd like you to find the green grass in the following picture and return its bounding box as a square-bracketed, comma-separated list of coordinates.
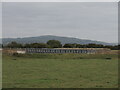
[2, 53, 118, 88]
[7, 53, 118, 59]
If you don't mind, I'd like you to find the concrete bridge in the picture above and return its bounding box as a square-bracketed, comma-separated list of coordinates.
[3, 48, 111, 54]
[25, 48, 109, 54]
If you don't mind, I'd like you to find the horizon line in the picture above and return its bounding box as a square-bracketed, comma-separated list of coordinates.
[1, 35, 118, 44]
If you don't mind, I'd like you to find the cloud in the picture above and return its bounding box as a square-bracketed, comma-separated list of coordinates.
[0, 3, 2, 39]
[2, 2, 118, 43]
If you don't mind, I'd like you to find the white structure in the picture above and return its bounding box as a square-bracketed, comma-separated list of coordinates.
[17, 50, 26, 54]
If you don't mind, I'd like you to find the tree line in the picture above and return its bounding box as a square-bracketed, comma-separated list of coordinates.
[1, 40, 120, 50]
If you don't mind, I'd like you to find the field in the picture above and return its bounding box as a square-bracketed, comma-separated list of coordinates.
[2, 53, 118, 88]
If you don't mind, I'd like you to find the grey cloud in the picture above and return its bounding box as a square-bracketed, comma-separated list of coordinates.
[2, 2, 118, 43]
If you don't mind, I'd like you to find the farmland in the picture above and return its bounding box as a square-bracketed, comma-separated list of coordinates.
[2, 53, 118, 88]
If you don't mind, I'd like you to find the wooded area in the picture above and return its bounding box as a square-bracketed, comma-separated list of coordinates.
[1, 40, 120, 50]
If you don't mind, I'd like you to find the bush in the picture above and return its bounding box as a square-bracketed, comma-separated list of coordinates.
[12, 53, 20, 57]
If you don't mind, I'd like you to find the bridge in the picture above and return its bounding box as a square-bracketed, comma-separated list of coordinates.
[3, 48, 110, 54]
[25, 48, 110, 54]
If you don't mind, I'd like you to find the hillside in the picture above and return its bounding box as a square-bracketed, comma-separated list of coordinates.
[2, 35, 116, 45]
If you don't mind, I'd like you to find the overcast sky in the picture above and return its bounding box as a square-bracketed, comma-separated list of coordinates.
[2, 2, 118, 43]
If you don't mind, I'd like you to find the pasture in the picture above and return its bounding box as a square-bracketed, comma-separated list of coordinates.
[2, 53, 118, 88]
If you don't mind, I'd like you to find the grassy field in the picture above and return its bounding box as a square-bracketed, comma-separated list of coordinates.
[2, 53, 118, 88]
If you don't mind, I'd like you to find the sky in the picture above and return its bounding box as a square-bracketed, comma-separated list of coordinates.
[0, 2, 2, 43]
[2, 2, 118, 43]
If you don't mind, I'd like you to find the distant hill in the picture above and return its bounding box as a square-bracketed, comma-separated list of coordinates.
[1, 35, 116, 45]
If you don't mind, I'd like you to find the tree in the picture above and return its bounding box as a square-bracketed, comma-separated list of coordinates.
[76, 44, 85, 48]
[24, 43, 49, 48]
[0, 44, 2, 48]
[24, 44, 31, 48]
[63, 44, 74, 48]
[5, 41, 23, 48]
[85, 43, 104, 48]
[47, 40, 62, 48]
[104, 45, 119, 50]
[37, 43, 49, 48]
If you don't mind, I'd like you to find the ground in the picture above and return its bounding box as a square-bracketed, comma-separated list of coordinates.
[2, 53, 118, 88]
